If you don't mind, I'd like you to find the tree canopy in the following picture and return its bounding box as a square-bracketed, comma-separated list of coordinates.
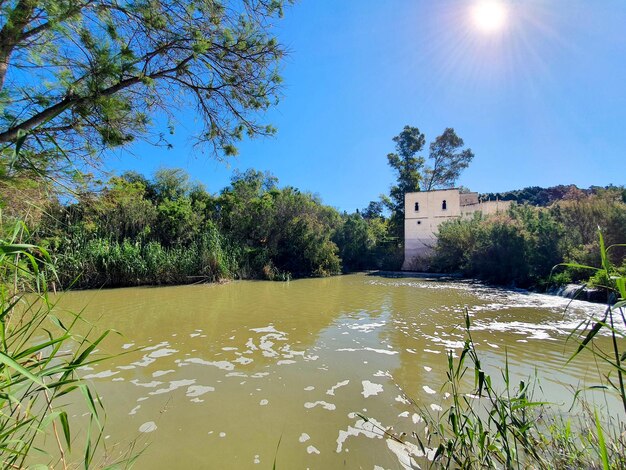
[423, 127, 474, 191]
[0, 0, 289, 172]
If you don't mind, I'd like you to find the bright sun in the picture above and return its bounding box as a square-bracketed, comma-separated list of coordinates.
[471, 1, 508, 33]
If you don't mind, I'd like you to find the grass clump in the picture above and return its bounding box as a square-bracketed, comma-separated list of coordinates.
[0, 218, 134, 468]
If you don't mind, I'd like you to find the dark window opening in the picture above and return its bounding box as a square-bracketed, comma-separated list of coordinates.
[417, 221, 421, 225]
[442, 200, 447, 210]
[414, 202, 419, 211]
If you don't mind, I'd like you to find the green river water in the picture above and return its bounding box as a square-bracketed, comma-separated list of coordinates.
[50, 273, 610, 469]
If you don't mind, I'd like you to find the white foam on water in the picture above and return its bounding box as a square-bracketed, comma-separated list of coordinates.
[326, 380, 349, 396]
[142, 342, 169, 352]
[398, 411, 409, 418]
[186, 385, 214, 397]
[250, 325, 280, 333]
[528, 331, 554, 340]
[130, 380, 163, 388]
[304, 386, 315, 391]
[307, 445, 320, 455]
[83, 370, 119, 379]
[423, 366, 432, 372]
[346, 321, 386, 333]
[131, 356, 156, 367]
[299, 433, 310, 443]
[150, 379, 196, 395]
[304, 401, 336, 411]
[226, 372, 248, 378]
[395, 395, 411, 405]
[121, 343, 135, 350]
[423, 386, 436, 394]
[233, 356, 254, 365]
[152, 369, 175, 378]
[259, 399, 269, 406]
[277, 360, 296, 365]
[336, 347, 398, 356]
[149, 348, 178, 358]
[129, 405, 140, 415]
[336, 417, 384, 452]
[139, 422, 157, 433]
[386, 438, 436, 469]
[361, 381, 383, 398]
[373, 370, 392, 378]
[430, 404, 443, 412]
[184, 358, 235, 371]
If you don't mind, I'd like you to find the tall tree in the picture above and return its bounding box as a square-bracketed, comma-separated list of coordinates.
[0, 0, 289, 171]
[422, 128, 474, 191]
[386, 126, 426, 214]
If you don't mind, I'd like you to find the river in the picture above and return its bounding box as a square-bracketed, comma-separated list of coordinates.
[52, 273, 610, 469]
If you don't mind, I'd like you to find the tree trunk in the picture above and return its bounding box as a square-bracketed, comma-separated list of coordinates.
[0, 0, 37, 92]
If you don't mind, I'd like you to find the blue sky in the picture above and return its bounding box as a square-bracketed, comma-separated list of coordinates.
[107, 0, 626, 212]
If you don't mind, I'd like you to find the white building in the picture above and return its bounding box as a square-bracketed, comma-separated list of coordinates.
[402, 189, 510, 270]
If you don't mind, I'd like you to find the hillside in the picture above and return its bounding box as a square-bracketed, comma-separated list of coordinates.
[479, 184, 626, 207]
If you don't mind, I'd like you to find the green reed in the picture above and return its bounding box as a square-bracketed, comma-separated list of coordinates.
[0, 218, 135, 468]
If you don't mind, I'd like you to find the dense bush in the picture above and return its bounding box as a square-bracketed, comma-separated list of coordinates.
[432, 188, 626, 287]
[29, 168, 351, 288]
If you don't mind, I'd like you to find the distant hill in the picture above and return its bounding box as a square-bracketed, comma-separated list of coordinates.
[479, 184, 625, 207]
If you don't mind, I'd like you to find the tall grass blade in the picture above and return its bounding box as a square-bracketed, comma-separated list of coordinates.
[0, 351, 47, 388]
[595, 408, 610, 470]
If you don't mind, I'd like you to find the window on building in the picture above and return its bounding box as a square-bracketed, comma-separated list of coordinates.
[414, 202, 419, 211]
[442, 200, 447, 210]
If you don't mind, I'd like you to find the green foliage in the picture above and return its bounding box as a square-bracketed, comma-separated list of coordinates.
[480, 184, 585, 206]
[553, 188, 626, 272]
[0, 218, 132, 468]
[30, 167, 344, 287]
[562, 231, 626, 412]
[332, 212, 398, 271]
[0, 0, 290, 171]
[432, 190, 625, 287]
[423, 128, 475, 192]
[217, 173, 341, 279]
[432, 208, 563, 287]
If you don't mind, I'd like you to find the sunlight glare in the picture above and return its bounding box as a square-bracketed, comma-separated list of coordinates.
[471, 1, 507, 33]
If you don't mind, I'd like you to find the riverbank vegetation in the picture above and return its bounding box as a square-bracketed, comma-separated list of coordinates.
[18, 168, 373, 288]
[0, 220, 133, 468]
[2, 166, 624, 290]
[431, 186, 626, 288]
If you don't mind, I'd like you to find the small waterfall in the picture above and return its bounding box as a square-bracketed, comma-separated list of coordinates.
[550, 283, 610, 304]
